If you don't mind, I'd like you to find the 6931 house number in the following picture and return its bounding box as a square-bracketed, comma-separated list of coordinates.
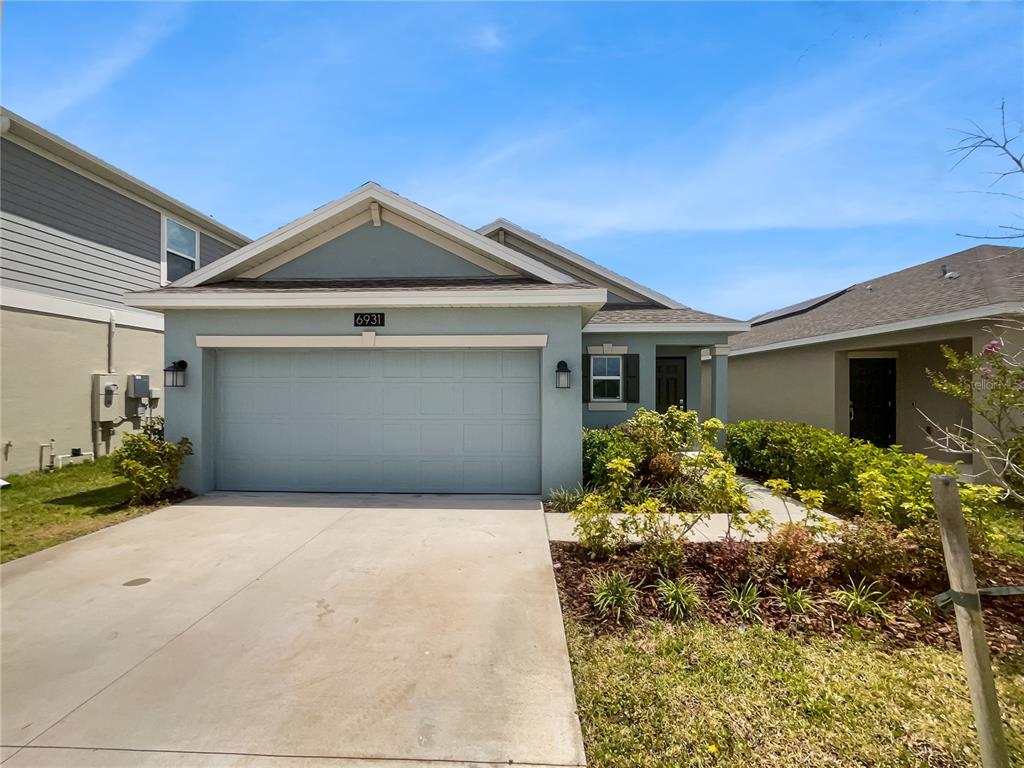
[354, 312, 385, 327]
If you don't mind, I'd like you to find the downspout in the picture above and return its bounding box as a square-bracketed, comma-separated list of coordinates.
[108, 309, 116, 374]
[94, 310, 116, 457]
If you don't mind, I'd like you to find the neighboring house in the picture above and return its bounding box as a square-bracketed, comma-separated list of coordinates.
[127, 184, 747, 495]
[718, 245, 1023, 461]
[0, 108, 249, 475]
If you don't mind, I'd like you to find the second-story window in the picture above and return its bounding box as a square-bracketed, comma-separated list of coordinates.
[164, 217, 198, 283]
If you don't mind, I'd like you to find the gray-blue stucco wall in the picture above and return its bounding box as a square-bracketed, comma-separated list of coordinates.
[580, 331, 731, 428]
[161, 306, 585, 495]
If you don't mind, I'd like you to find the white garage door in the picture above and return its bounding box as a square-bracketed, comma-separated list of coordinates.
[214, 348, 541, 493]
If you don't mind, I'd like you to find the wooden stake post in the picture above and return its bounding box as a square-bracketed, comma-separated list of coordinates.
[930, 474, 1010, 768]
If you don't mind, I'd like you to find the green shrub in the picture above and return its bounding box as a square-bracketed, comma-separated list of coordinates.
[831, 518, 907, 584]
[831, 578, 890, 620]
[723, 578, 762, 622]
[548, 485, 587, 514]
[592, 571, 640, 623]
[112, 432, 193, 503]
[571, 492, 624, 559]
[655, 576, 701, 620]
[726, 420, 1002, 534]
[620, 497, 688, 573]
[773, 581, 814, 616]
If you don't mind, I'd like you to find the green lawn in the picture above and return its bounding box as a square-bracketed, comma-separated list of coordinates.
[567, 619, 1023, 768]
[0, 458, 155, 562]
[991, 512, 1024, 564]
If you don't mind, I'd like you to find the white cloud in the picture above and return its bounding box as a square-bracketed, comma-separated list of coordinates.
[463, 23, 505, 53]
[15, 5, 187, 122]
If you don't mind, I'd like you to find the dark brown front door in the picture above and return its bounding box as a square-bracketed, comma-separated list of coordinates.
[849, 358, 896, 446]
[656, 356, 687, 412]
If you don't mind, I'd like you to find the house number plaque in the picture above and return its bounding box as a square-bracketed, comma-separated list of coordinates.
[354, 312, 385, 327]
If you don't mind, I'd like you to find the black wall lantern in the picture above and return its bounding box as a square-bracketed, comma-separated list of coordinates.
[555, 360, 571, 389]
[163, 360, 188, 388]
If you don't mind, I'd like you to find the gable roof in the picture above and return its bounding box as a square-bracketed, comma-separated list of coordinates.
[478, 218, 684, 309]
[732, 245, 1024, 355]
[0, 107, 249, 247]
[175, 183, 574, 287]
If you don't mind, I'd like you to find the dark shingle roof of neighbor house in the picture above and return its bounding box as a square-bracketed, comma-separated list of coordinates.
[731, 245, 1024, 352]
[588, 306, 742, 324]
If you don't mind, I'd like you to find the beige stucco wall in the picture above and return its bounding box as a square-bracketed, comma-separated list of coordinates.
[1, 307, 163, 475]
[722, 319, 1012, 461]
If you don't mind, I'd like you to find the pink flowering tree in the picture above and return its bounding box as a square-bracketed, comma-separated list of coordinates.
[926, 319, 1024, 502]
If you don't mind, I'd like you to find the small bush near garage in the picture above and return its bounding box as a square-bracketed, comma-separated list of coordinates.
[112, 418, 193, 503]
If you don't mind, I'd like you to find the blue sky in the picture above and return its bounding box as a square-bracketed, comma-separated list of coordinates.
[2, 1, 1021, 318]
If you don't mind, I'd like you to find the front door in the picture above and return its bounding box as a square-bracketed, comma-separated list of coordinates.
[656, 356, 687, 412]
[849, 358, 896, 446]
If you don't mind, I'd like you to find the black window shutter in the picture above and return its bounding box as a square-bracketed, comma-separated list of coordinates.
[582, 354, 591, 403]
[624, 354, 640, 403]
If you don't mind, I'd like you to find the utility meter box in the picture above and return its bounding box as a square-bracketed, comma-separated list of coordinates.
[92, 374, 121, 422]
[127, 374, 151, 399]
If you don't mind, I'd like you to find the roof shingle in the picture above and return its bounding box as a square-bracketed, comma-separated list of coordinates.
[732, 245, 1024, 352]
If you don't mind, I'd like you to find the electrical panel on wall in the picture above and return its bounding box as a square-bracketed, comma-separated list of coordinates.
[91, 374, 121, 422]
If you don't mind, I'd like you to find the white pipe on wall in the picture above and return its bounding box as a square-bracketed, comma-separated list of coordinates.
[107, 310, 116, 374]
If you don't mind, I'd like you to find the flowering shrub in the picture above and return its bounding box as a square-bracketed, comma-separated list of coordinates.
[928, 323, 1024, 501]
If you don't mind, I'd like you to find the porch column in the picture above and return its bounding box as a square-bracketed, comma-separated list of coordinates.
[710, 344, 729, 426]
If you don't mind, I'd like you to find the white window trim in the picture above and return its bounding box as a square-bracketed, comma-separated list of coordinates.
[591, 354, 623, 402]
[161, 215, 200, 285]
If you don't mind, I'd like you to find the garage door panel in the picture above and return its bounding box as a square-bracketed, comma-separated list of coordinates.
[419, 383, 456, 415]
[463, 351, 500, 378]
[337, 351, 372, 377]
[215, 348, 540, 493]
[336, 421, 379, 453]
[336, 382, 378, 414]
[420, 351, 456, 377]
[420, 423, 460, 453]
[502, 423, 539, 454]
[463, 423, 500, 453]
[381, 383, 421, 415]
[502, 383, 540, 416]
[463, 384, 499, 415]
[502, 459, 539, 493]
[503, 350, 539, 378]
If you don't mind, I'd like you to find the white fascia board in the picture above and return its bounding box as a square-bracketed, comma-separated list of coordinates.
[176, 184, 573, 288]
[1, 285, 164, 331]
[196, 333, 549, 349]
[126, 287, 609, 311]
[478, 218, 685, 310]
[582, 321, 751, 334]
[730, 302, 1024, 357]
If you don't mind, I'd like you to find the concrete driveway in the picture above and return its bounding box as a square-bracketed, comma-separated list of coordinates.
[1, 494, 585, 767]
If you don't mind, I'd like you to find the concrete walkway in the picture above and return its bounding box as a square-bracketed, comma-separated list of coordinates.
[546, 476, 838, 543]
[2, 493, 585, 767]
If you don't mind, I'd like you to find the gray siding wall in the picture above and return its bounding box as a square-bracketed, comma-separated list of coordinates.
[1, 138, 161, 261]
[1, 212, 159, 307]
[259, 222, 497, 280]
[200, 232, 236, 266]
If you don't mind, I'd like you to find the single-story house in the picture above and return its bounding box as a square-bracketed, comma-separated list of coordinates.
[128, 183, 747, 495]
[717, 245, 1022, 462]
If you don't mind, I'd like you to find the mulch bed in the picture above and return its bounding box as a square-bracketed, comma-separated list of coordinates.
[551, 541, 1024, 657]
